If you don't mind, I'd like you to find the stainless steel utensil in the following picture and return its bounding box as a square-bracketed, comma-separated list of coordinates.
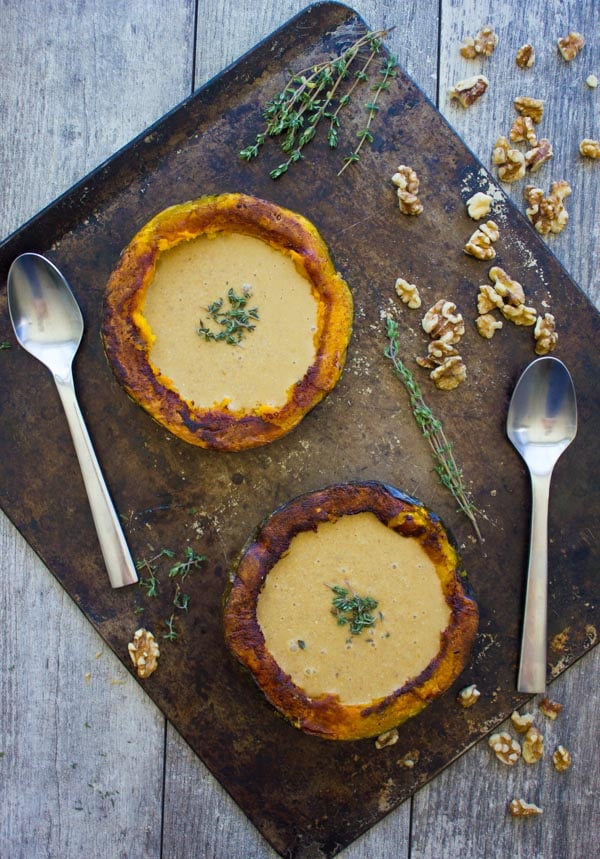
[506, 356, 577, 692]
[7, 253, 138, 588]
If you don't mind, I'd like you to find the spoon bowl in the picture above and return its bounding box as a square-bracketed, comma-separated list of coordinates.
[506, 356, 577, 692]
[7, 253, 138, 589]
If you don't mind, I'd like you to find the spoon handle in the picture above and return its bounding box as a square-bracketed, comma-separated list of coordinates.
[54, 376, 138, 589]
[517, 471, 551, 693]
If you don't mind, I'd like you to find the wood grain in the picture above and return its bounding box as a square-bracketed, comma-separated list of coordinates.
[0, 1, 598, 857]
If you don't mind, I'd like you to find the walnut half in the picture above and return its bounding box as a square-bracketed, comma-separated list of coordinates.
[534, 313, 558, 354]
[460, 26, 498, 59]
[449, 75, 489, 107]
[489, 732, 521, 765]
[392, 165, 423, 215]
[509, 798, 543, 817]
[492, 136, 526, 183]
[579, 138, 600, 159]
[525, 181, 571, 235]
[557, 32, 585, 62]
[395, 277, 422, 309]
[128, 628, 160, 679]
[464, 220, 500, 259]
[516, 44, 536, 68]
[514, 96, 545, 123]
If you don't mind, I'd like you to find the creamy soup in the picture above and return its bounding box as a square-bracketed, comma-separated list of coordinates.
[142, 232, 319, 411]
[256, 512, 451, 705]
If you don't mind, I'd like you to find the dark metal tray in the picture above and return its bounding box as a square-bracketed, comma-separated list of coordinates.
[1, 4, 598, 857]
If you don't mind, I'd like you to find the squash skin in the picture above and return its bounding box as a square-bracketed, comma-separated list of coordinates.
[102, 193, 353, 451]
[223, 481, 479, 741]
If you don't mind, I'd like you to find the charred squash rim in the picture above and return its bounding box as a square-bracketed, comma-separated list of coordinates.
[223, 481, 479, 741]
[101, 193, 353, 451]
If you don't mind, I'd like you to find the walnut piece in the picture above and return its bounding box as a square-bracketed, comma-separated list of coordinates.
[534, 313, 558, 354]
[127, 628, 160, 679]
[375, 728, 399, 749]
[525, 181, 571, 235]
[579, 138, 600, 159]
[464, 220, 500, 259]
[492, 136, 526, 182]
[476, 313, 503, 339]
[477, 284, 504, 314]
[398, 749, 420, 768]
[510, 115, 538, 146]
[586, 74, 598, 89]
[457, 684, 481, 707]
[552, 745, 572, 772]
[502, 303, 537, 326]
[489, 732, 521, 765]
[416, 339, 460, 369]
[460, 26, 498, 59]
[509, 798, 543, 817]
[516, 44, 536, 68]
[449, 75, 489, 107]
[514, 96, 545, 123]
[525, 138, 553, 173]
[430, 356, 467, 390]
[488, 266, 525, 306]
[511, 710, 535, 733]
[539, 696, 563, 720]
[466, 191, 493, 220]
[558, 32, 585, 62]
[392, 165, 423, 215]
[421, 299, 465, 343]
[522, 726, 544, 763]
[395, 276, 422, 309]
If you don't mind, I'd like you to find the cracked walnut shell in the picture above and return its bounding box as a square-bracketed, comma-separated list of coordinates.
[460, 26, 498, 59]
[579, 139, 600, 159]
[128, 628, 160, 679]
[509, 799, 543, 817]
[514, 96, 544, 123]
[525, 181, 571, 235]
[516, 44, 535, 68]
[489, 732, 521, 765]
[449, 75, 489, 107]
[395, 277, 421, 309]
[392, 165, 423, 215]
[558, 32, 585, 61]
[492, 137, 526, 183]
[522, 727, 544, 764]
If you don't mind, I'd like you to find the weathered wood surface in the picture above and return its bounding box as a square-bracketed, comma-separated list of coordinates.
[0, 1, 597, 857]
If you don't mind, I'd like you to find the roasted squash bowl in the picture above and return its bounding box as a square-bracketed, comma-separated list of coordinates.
[102, 193, 353, 451]
[223, 481, 479, 741]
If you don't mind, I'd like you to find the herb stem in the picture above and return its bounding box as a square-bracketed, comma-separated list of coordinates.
[384, 315, 482, 541]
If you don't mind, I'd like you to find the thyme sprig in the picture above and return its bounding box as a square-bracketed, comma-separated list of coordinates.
[135, 546, 207, 640]
[239, 29, 396, 178]
[330, 584, 379, 635]
[168, 546, 207, 580]
[197, 286, 259, 345]
[384, 315, 482, 541]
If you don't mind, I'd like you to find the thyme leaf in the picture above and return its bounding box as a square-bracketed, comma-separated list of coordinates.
[384, 315, 483, 541]
[197, 286, 259, 345]
[329, 584, 379, 635]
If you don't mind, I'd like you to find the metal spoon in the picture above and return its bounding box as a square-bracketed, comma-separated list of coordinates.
[506, 356, 577, 692]
[7, 253, 138, 589]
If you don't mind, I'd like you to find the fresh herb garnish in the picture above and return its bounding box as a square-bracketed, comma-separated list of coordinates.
[135, 546, 206, 640]
[163, 614, 178, 642]
[330, 584, 379, 635]
[239, 29, 396, 179]
[384, 315, 482, 541]
[0, 342, 11, 350]
[168, 546, 207, 580]
[197, 286, 259, 345]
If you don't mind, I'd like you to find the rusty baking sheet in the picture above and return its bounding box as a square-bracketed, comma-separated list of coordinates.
[0, 4, 598, 857]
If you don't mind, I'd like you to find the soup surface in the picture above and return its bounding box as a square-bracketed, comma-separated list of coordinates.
[256, 512, 451, 705]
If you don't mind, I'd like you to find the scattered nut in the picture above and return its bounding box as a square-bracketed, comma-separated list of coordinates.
[492, 136, 526, 182]
[398, 749, 420, 768]
[522, 726, 544, 764]
[525, 181, 571, 235]
[430, 355, 467, 390]
[464, 220, 501, 259]
[539, 696, 563, 720]
[511, 710, 536, 733]
[558, 32, 585, 62]
[579, 138, 600, 159]
[514, 96, 545, 123]
[395, 277, 422, 309]
[509, 798, 543, 817]
[510, 115, 538, 146]
[488, 266, 525, 306]
[416, 339, 460, 368]
[502, 303, 538, 326]
[586, 74, 598, 89]
[421, 299, 465, 343]
[375, 728, 399, 749]
[466, 191, 493, 220]
[457, 684, 481, 707]
[127, 628, 160, 679]
[489, 732, 521, 766]
[516, 44, 536, 69]
[525, 138, 553, 173]
[552, 745, 572, 772]
[476, 313, 503, 339]
[460, 26, 498, 59]
[477, 283, 504, 314]
[392, 165, 424, 215]
[534, 313, 558, 354]
[449, 74, 489, 107]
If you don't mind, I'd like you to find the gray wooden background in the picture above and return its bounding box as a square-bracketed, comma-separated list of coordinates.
[1, 1, 598, 857]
